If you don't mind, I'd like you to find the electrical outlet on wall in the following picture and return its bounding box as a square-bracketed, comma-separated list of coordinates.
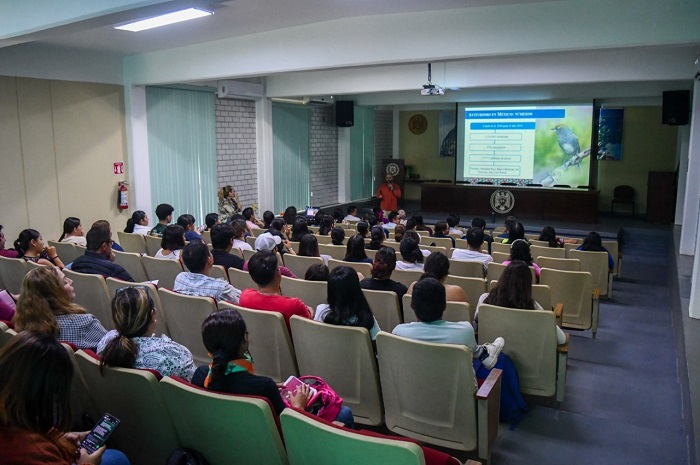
[310, 192, 313, 197]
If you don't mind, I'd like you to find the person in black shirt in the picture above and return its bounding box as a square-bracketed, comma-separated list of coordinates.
[360, 246, 408, 303]
[209, 224, 245, 271]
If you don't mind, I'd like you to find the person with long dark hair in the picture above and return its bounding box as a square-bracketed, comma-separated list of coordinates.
[191, 309, 354, 426]
[298, 234, 331, 264]
[58, 217, 86, 246]
[396, 237, 424, 271]
[502, 221, 526, 244]
[366, 225, 385, 250]
[343, 235, 372, 264]
[14, 229, 65, 269]
[317, 215, 334, 236]
[0, 331, 130, 464]
[360, 246, 408, 302]
[577, 231, 614, 269]
[290, 217, 311, 242]
[315, 266, 380, 340]
[477, 261, 566, 344]
[502, 239, 541, 279]
[124, 210, 151, 235]
[98, 287, 195, 380]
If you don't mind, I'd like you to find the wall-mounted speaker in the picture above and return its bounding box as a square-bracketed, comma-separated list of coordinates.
[662, 90, 689, 126]
[336, 101, 354, 127]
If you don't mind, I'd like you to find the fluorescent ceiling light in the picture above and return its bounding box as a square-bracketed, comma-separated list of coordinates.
[115, 8, 213, 32]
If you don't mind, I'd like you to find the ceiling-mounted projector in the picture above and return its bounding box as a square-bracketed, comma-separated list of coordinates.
[421, 85, 444, 96]
[420, 63, 445, 96]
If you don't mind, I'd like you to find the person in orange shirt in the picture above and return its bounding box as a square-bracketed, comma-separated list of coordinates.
[376, 174, 402, 213]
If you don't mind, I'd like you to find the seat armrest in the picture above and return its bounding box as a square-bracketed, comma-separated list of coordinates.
[557, 333, 570, 353]
[477, 368, 501, 462]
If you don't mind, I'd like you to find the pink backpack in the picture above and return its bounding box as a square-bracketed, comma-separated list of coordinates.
[284, 375, 343, 422]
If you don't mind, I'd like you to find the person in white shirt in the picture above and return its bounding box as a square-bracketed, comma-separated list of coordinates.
[58, 217, 86, 247]
[124, 210, 151, 235]
[395, 237, 424, 271]
[447, 215, 464, 235]
[384, 211, 401, 230]
[231, 219, 253, 251]
[451, 227, 493, 272]
[154, 224, 186, 260]
[344, 205, 361, 222]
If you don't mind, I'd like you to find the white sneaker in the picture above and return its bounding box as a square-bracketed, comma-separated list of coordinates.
[480, 337, 505, 370]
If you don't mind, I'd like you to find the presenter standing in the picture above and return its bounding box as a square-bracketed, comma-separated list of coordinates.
[218, 185, 240, 223]
[376, 174, 402, 214]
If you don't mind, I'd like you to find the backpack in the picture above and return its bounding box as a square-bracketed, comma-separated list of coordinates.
[473, 353, 527, 424]
[166, 448, 210, 465]
[283, 375, 343, 422]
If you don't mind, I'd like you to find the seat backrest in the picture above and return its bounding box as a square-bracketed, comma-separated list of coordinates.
[444, 275, 487, 307]
[157, 289, 217, 365]
[61, 343, 99, 428]
[0, 256, 28, 294]
[491, 251, 509, 263]
[530, 245, 566, 260]
[48, 240, 81, 264]
[200, 230, 212, 244]
[142, 256, 183, 289]
[318, 244, 346, 260]
[281, 408, 426, 465]
[540, 268, 593, 330]
[251, 228, 267, 237]
[419, 244, 447, 256]
[376, 332, 479, 451]
[106, 278, 169, 337]
[328, 258, 372, 277]
[316, 235, 332, 245]
[209, 264, 229, 282]
[529, 239, 549, 247]
[232, 305, 298, 382]
[430, 237, 454, 249]
[160, 376, 288, 465]
[491, 242, 511, 254]
[569, 250, 609, 296]
[486, 262, 535, 284]
[401, 295, 471, 324]
[280, 276, 327, 310]
[536, 257, 581, 272]
[448, 259, 485, 278]
[563, 242, 578, 257]
[63, 269, 113, 330]
[117, 231, 148, 255]
[478, 304, 558, 397]
[531, 284, 552, 311]
[242, 249, 256, 261]
[283, 254, 323, 279]
[75, 350, 181, 464]
[228, 267, 257, 291]
[454, 238, 468, 249]
[112, 250, 149, 282]
[362, 288, 402, 333]
[601, 240, 619, 276]
[391, 268, 424, 288]
[613, 184, 635, 200]
[144, 235, 163, 256]
[290, 316, 383, 426]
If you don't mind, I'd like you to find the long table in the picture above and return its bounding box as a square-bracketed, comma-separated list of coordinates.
[420, 183, 599, 223]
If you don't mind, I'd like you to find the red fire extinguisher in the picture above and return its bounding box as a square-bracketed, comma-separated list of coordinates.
[117, 181, 128, 210]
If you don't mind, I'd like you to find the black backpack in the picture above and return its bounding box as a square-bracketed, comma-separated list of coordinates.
[166, 448, 210, 465]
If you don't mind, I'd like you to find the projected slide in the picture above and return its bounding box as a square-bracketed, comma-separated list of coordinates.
[456, 104, 593, 187]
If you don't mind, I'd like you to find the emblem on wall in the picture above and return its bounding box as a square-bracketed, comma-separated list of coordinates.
[386, 163, 400, 177]
[490, 190, 515, 214]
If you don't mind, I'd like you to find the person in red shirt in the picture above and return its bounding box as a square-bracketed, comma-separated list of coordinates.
[238, 250, 313, 332]
[375, 174, 402, 213]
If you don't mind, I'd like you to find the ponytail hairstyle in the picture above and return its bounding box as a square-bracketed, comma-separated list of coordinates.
[59, 217, 81, 242]
[100, 287, 154, 373]
[201, 309, 247, 382]
[125, 211, 147, 233]
[219, 185, 234, 201]
[368, 225, 385, 250]
[371, 246, 397, 280]
[538, 226, 561, 248]
[13, 229, 41, 258]
[399, 237, 423, 264]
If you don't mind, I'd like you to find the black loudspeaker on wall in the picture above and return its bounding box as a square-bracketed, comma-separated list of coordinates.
[336, 101, 354, 127]
[662, 90, 690, 126]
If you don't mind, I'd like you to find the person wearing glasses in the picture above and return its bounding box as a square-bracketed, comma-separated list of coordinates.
[71, 226, 134, 281]
[97, 286, 196, 381]
[13, 267, 107, 350]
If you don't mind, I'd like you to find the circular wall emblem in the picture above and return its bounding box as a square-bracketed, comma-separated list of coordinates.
[386, 163, 400, 177]
[490, 190, 515, 214]
[408, 114, 428, 135]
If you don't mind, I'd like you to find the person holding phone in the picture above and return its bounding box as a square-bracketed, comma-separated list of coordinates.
[0, 331, 129, 465]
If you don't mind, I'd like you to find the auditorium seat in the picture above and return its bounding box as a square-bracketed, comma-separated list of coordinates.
[0, 256, 28, 294]
[376, 332, 501, 461]
[112, 250, 149, 282]
[142, 255, 183, 289]
[362, 288, 402, 332]
[318, 244, 346, 260]
[391, 268, 424, 288]
[283, 254, 323, 279]
[143, 235, 162, 256]
[63, 269, 113, 330]
[611, 185, 635, 216]
[290, 316, 384, 426]
[402, 294, 472, 324]
[280, 275, 327, 310]
[209, 264, 229, 282]
[530, 245, 566, 260]
[569, 250, 613, 298]
[159, 376, 288, 465]
[536, 257, 581, 272]
[117, 232, 147, 255]
[540, 268, 600, 338]
[444, 275, 487, 308]
[328, 258, 372, 277]
[228, 267, 257, 291]
[49, 240, 82, 265]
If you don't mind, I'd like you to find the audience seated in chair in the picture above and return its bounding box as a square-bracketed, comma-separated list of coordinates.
[124, 210, 151, 235]
[360, 246, 408, 302]
[210, 223, 245, 271]
[502, 239, 541, 280]
[538, 225, 577, 248]
[97, 286, 196, 381]
[396, 237, 424, 271]
[154, 225, 186, 260]
[177, 214, 203, 242]
[149, 203, 174, 237]
[298, 235, 331, 265]
[243, 232, 298, 278]
[70, 226, 133, 281]
[58, 217, 86, 247]
[407, 252, 468, 303]
[393, 277, 503, 370]
[13, 267, 107, 350]
[577, 232, 614, 270]
[471, 217, 493, 254]
[173, 241, 241, 304]
[476, 260, 566, 345]
[344, 235, 373, 264]
[0, 331, 130, 465]
[451, 227, 493, 272]
[0, 225, 19, 258]
[14, 229, 66, 269]
[239, 250, 313, 332]
[497, 216, 518, 240]
[433, 221, 455, 247]
[191, 309, 354, 426]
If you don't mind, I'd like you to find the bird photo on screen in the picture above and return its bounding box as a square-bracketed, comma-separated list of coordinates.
[552, 124, 581, 165]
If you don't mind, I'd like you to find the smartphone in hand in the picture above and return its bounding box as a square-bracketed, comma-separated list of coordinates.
[280, 376, 317, 399]
[81, 413, 120, 454]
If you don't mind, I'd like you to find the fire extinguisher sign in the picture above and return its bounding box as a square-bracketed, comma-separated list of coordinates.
[113, 162, 124, 175]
